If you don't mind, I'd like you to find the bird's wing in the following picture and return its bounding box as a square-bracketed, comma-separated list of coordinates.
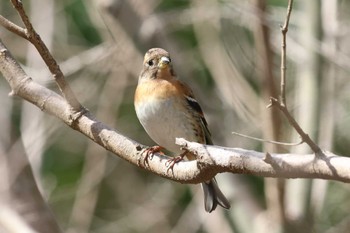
[178, 81, 213, 145]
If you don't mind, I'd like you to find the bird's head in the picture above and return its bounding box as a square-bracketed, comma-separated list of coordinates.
[140, 48, 175, 81]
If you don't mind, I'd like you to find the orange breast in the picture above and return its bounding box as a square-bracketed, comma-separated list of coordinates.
[135, 79, 181, 105]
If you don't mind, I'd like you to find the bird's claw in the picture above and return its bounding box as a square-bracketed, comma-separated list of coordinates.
[165, 151, 187, 172]
[140, 146, 163, 166]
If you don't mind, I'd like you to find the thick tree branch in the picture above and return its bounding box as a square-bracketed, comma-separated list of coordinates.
[176, 138, 350, 183]
[1, 40, 350, 184]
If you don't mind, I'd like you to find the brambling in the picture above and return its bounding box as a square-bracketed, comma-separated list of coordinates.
[134, 48, 230, 213]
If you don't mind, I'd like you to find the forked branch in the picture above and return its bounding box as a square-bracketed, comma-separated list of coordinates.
[268, 0, 322, 154]
[0, 0, 82, 111]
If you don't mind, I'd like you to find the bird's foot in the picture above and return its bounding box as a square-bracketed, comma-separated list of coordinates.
[166, 151, 187, 172]
[140, 146, 163, 166]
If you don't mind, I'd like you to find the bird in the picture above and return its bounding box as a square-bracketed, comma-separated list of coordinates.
[134, 48, 230, 213]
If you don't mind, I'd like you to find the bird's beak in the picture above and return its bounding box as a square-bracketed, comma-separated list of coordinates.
[158, 56, 171, 69]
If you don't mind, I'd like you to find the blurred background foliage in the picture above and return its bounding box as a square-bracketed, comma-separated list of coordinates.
[1, 0, 350, 232]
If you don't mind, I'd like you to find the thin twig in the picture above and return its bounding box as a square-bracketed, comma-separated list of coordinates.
[9, 0, 82, 112]
[0, 15, 27, 39]
[268, 98, 321, 153]
[232, 132, 303, 146]
[280, 0, 293, 107]
[268, 0, 322, 154]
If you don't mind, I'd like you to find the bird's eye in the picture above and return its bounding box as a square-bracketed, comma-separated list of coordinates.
[148, 60, 154, 66]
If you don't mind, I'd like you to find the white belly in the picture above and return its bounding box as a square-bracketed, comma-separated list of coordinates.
[135, 97, 197, 154]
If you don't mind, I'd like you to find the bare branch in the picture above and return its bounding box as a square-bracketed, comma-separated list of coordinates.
[176, 138, 350, 183]
[8, 0, 82, 111]
[232, 131, 303, 146]
[268, 98, 321, 153]
[0, 15, 26, 39]
[1, 40, 350, 184]
[280, 0, 293, 106]
[269, 0, 322, 154]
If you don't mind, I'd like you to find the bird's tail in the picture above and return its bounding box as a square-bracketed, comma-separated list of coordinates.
[201, 178, 231, 213]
